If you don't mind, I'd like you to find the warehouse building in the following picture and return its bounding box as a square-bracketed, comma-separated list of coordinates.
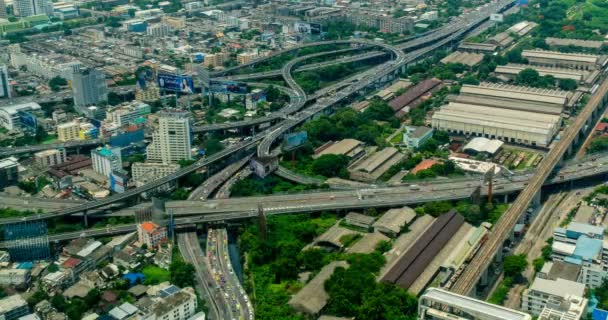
[381, 210, 465, 290]
[458, 42, 497, 53]
[373, 207, 416, 237]
[452, 83, 569, 115]
[545, 37, 604, 50]
[507, 21, 537, 37]
[288, 261, 349, 316]
[348, 147, 405, 182]
[494, 63, 599, 85]
[432, 102, 561, 147]
[389, 78, 442, 118]
[522, 50, 607, 71]
[440, 51, 484, 67]
[314, 139, 364, 159]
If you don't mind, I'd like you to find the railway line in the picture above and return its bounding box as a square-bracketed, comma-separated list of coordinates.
[450, 77, 608, 295]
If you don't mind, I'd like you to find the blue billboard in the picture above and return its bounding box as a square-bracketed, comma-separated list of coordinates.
[283, 131, 308, 151]
[158, 73, 195, 93]
[209, 80, 248, 94]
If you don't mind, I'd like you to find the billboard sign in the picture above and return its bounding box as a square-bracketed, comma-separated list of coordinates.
[158, 73, 195, 93]
[283, 131, 308, 151]
[208, 80, 248, 94]
[294, 22, 321, 35]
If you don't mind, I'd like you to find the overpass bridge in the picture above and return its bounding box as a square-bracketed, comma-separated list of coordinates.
[450, 77, 608, 296]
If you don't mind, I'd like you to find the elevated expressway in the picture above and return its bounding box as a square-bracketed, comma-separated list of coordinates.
[0, 0, 515, 226]
[450, 77, 608, 296]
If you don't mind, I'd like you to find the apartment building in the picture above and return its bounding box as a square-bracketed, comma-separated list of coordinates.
[146, 110, 192, 164]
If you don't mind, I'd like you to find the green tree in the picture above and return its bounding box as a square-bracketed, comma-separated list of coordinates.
[48, 76, 67, 92]
[559, 79, 578, 91]
[311, 154, 350, 178]
[170, 259, 196, 288]
[503, 254, 528, 278]
[516, 68, 541, 86]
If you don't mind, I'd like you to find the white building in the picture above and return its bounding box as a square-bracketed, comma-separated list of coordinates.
[521, 278, 585, 316]
[91, 146, 122, 177]
[146, 23, 171, 37]
[146, 110, 192, 164]
[34, 148, 67, 167]
[9, 46, 82, 80]
[538, 294, 586, 320]
[147, 287, 197, 320]
[131, 162, 180, 192]
[0, 269, 30, 287]
[419, 288, 531, 320]
[0, 102, 41, 131]
[105, 101, 151, 127]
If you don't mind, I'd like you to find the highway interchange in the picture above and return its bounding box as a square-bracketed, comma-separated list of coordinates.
[3, 0, 580, 310]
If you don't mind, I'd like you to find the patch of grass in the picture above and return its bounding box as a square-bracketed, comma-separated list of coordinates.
[142, 265, 171, 285]
[339, 233, 362, 247]
[488, 277, 513, 305]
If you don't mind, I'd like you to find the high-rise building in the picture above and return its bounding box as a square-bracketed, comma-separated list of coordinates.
[0, 0, 7, 19]
[146, 110, 192, 164]
[91, 146, 122, 177]
[0, 157, 18, 189]
[0, 65, 10, 99]
[72, 68, 108, 108]
[13, 0, 51, 17]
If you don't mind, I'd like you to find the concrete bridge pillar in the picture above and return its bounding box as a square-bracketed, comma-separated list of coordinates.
[504, 194, 508, 203]
[495, 244, 504, 263]
[83, 210, 88, 228]
[532, 190, 541, 208]
[479, 268, 489, 286]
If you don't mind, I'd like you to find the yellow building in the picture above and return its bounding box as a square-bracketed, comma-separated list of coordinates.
[57, 121, 80, 142]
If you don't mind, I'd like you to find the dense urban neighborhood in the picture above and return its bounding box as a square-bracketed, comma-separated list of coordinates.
[1, 0, 608, 318]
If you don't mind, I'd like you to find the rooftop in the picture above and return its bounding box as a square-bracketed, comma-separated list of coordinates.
[0, 102, 41, 116]
[573, 235, 602, 261]
[140, 222, 159, 233]
[528, 277, 585, 299]
[288, 261, 349, 315]
[0, 294, 28, 313]
[522, 49, 599, 64]
[421, 288, 531, 320]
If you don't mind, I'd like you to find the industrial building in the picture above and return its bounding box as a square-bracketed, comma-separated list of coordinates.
[507, 21, 537, 37]
[389, 78, 443, 118]
[433, 83, 567, 147]
[432, 102, 561, 147]
[348, 147, 405, 182]
[381, 210, 465, 290]
[440, 51, 484, 66]
[545, 37, 604, 50]
[494, 64, 599, 85]
[288, 261, 349, 316]
[373, 206, 416, 237]
[457, 42, 497, 53]
[314, 139, 364, 159]
[418, 288, 531, 320]
[522, 50, 607, 71]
